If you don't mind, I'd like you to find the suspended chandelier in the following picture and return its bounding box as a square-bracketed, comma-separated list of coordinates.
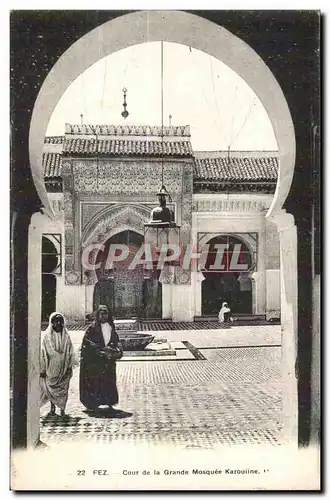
[121, 87, 129, 119]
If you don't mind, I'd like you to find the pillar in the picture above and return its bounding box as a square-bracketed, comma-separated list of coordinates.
[310, 274, 320, 444]
[250, 220, 266, 315]
[192, 270, 204, 317]
[162, 284, 172, 319]
[27, 212, 43, 448]
[160, 266, 195, 322]
[171, 283, 194, 322]
[273, 209, 298, 446]
[159, 266, 174, 319]
[85, 283, 95, 315]
[250, 271, 266, 315]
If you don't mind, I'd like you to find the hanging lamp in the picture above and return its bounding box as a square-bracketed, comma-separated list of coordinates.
[144, 41, 180, 263]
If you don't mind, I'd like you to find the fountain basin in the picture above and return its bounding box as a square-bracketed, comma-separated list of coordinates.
[117, 332, 155, 351]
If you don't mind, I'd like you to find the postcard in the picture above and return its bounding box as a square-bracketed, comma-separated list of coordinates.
[10, 9, 321, 491]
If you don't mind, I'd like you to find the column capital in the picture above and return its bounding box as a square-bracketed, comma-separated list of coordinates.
[159, 265, 175, 284]
[269, 209, 296, 233]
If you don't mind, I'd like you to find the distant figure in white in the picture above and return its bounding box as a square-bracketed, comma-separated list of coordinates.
[218, 302, 234, 326]
[40, 312, 74, 418]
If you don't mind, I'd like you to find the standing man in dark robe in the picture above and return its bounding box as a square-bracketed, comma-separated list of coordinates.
[79, 305, 122, 411]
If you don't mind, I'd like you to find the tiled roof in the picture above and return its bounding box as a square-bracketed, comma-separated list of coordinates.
[65, 123, 191, 137]
[194, 156, 278, 182]
[44, 136, 65, 144]
[43, 152, 62, 177]
[62, 138, 193, 157]
[43, 151, 278, 184]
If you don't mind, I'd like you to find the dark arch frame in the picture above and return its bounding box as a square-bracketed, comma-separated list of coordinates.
[10, 11, 319, 449]
[201, 234, 254, 316]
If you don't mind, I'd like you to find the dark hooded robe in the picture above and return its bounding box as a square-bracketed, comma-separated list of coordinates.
[79, 310, 120, 409]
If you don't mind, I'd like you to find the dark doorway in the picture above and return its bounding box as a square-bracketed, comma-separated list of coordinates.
[41, 236, 58, 322]
[201, 235, 253, 316]
[93, 277, 115, 314]
[142, 269, 162, 319]
[93, 230, 162, 319]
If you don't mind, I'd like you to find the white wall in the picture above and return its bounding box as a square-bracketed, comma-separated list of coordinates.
[56, 277, 86, 321]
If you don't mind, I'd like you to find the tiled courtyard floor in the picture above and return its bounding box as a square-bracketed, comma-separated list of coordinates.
[40, 325, 282, 449]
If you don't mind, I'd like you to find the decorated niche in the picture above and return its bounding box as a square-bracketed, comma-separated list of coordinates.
[62, 153, 195, 285]
[82, 203, 151, 247]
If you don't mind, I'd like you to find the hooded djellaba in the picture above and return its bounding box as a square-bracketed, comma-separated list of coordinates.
[40, 312, 75, 418]
[79, 305, 123, 411]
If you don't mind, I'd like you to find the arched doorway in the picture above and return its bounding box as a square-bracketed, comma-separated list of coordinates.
[25, 11, 299, 450]
[93, 230, 162, 319]
[41, 236, 58, 322]
[201, 235, 254, 315]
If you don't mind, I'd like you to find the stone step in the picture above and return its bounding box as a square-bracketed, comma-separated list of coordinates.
[122, 349, 176, 357]
[194, 314, 266, 322]
[114, 319, 138, 331]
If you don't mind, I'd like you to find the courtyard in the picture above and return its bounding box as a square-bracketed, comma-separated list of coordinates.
[40, 324, 282, 449]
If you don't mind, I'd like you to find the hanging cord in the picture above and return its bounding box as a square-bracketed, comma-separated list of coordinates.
[89, 125, 99, 190]
[231, 96, 256, 147]
[159, 42, 173, 205]
[80, 75, 99, 189]
[209, 55, 228, 147]
[101, 55, 107, 110]
[161, 40, 164, 188]
[229, 85, 238, 151]
[190, 47, 227, 147]
[81, 73, 89, 124]
[226, 86, 238, 199]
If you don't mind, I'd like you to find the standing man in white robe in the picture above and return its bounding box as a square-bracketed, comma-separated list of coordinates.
[40, 312, 74, 418]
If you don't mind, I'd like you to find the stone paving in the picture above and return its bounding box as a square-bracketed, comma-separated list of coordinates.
[57, 319, 280, 332]
[40, 325, 282, 449]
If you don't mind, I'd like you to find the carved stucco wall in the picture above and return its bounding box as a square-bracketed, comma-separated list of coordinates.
[83, 203, 149, 247]
[62, 156, 194, 285]
[72, 159, 185, 195]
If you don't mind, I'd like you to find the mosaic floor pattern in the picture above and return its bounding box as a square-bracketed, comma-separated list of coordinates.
[46, 319, 277, 332]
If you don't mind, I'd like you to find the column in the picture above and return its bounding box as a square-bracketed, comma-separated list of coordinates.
[27, 211, 64, 447]
[310, 274, 320, 444]
[171, 283, 194, 322]
[191, 269, 204, 317]
[250, 219, 266, 315]
[27, 212, 43, 448]
[273, 209, 298, 447]
[159, 266, 174, 319]
[85, 283, 95, 315]
[171, 267, 194, 322]
[162, 285, 172, 319]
